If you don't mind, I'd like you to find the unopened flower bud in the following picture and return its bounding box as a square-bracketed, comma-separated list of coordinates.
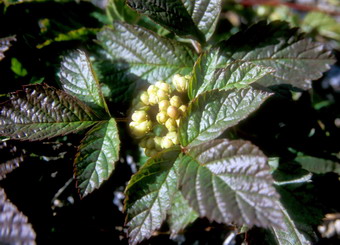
[156, 89, 169, 101]
[156, 111, 168, 124]
[172, 74, 188, 93]
[178, 105, 187, 115]
[148, 93, 158, 105]
[165, 118, 177, 132]
[132, 110, 148, 122]
[146, 137, 155, 149]
[129, 120, 152, 137]
[147, 85, 158, 95]
[170, 95, 182, 108]
[140, 91, 149, 105]
[166, 132, 179, 145]
[154, 136, 163, 151]
[161, 136, 173, 149]
[158, 82, 171, 92]
[159, 100, 170, 111]
[145, 148, 158, 157]
[167, 106, 180, 119]
[139, 137, 148, 148]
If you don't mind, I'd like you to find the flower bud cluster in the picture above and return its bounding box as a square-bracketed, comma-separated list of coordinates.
[129, 74, 190, 157]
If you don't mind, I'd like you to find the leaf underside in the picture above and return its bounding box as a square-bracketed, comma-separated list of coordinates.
[218, 21, 335, 89]
[0, 187, 36, 245]
[179, 139, 283, 228]
[0, 36, 16, 61]
[179, 88, 272, 147]
[59, 49, 109, 117]
[124, 148, 180, 245]
[75, 118, 120, 197]
[96, 22, 196, 83]
[0, 84, 99, 140]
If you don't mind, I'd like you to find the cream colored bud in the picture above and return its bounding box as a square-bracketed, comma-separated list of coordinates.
[132, 110, 148, 122]
[147, 85, 158, 95]
[178, 105, 187, 115]
[167, 106, 180, 119]
[176, 118, 181, 127]
[158, 100, 170, 111]
[146, 137, 155, 149]
[140, 91, 149, 105]
[156, 89, 169, 101]
[172, 74, 188, 92]
[161, 136, 173, 149]
[156, 111, 168, 124]
[148, 93, 158, 105]
[166, 132, 179, 145]
[165, 118, 177, 132]
[170, 95, 182, 108]
[154, 136, 163, 151]
[158, 82, 171, 92]
[129, 120, 152, 137]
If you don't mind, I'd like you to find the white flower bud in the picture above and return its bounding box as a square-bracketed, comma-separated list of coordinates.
[158, 100, 170, 111]
[165, 118, 177, 132]
[140, 91, 149, 105]
[154, 136, 163, 151]
[156, 111, 168, 124]
[147, 85, 158, 95]
[156, 89, 169, 101]
[167, 106, 180, 119]
[132, 110, 148, 122]
[170, 95, 182, 108]
[161, 136, 173, 149]
[157, 82, 171, 92]
[178, 105, 187, 115]
[148, 93, 158, 105]
[166, 132, 179, 145]
[129, 120, 152, 137]
[172, 74, 188, 93]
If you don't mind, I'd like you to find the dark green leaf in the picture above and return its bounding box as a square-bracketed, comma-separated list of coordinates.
[126, 0, 204, 42]
[0, 85, 99, 140]
[0, 36, 16, 61]
[219, 21, 335, 89]
[60, 50, 110, 117]
[75, 118, 120, 197]
[96, 22, 196, 83]
[0, 187, 36, 245]
[125, 148, 180, 245]
[168, 191, 198, 237]
[179, 88, 272, 147]
[295, 156, 340, 175]
[189, 49, 274, 99]
[179, 139, 283, 228]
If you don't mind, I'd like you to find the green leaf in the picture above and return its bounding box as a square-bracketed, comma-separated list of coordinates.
[126, 0, 204, 42]
[168, 191, 198, 237]
[11, 58, 27, 77]
[302, 12, 340, 41]
[179, 88, 272, 147]
[178, 139, 283, 228]
[124, 148, 180, 245]
[189, 49, 274, 99]
[295, 156, 340, 175]
[181, 0, 222, 41]
[219, 21, 335, 89]
[60, 50, 110, 117]
[96, 22, 196, 83]
[0, 85, 99, 140]
[0, 187, 36, 245]
[0, 36, 16, 61]
[74, 118, 120, 197]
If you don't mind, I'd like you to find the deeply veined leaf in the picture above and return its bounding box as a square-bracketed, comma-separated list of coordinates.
[0, 36, 16, 61]
[295, 156, 340, 175]
[219, 21, 335, 89]
[0, 85, 99, 140]
[179, 88, 272, 147]
[0, 188, 36, 245]
[168, 191, 198, 237]
[126, 0, 204, 42]
[60, 50, 110, 117]
[182, 0, 222, 41]
[124, 148, 180, 245]
[96, 22, 196, 83]
[189, 50, 274, 99]
[178, 139, 283, 228]
[75, 118, 120, 197]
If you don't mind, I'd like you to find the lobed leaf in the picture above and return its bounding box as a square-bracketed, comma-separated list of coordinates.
[96, 22, 196, 83]
[0, 187, 36, 245]
[189, 49, 274, 99]
[60, 49, 110, 117]
[0, 84, 99, 140]
[168, 191, 198, 237]
[179, 88, 272, 147]
[0, 36, 16, 61]
[126, 0, 204, 42]
[74, 118, 120, 197]
[124, 148, 180, 245]
[178, 139, 283, 228]
[218, 21, 335, 89]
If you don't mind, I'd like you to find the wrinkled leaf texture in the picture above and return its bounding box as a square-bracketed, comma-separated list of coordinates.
[124, 148, 180, 245]
[75, 118, 120, 197]
[180, 88, 272, 147]
[179, 139, 283, 228]
[0, 187, 36, 245]
[0, 85, 99, 140]
[217, 21, 335, 89]
[96, 22, 196, 83]
[0, 36, 16, 61]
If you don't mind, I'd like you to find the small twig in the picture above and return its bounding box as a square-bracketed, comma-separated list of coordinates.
[240, 0, 340, 16]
